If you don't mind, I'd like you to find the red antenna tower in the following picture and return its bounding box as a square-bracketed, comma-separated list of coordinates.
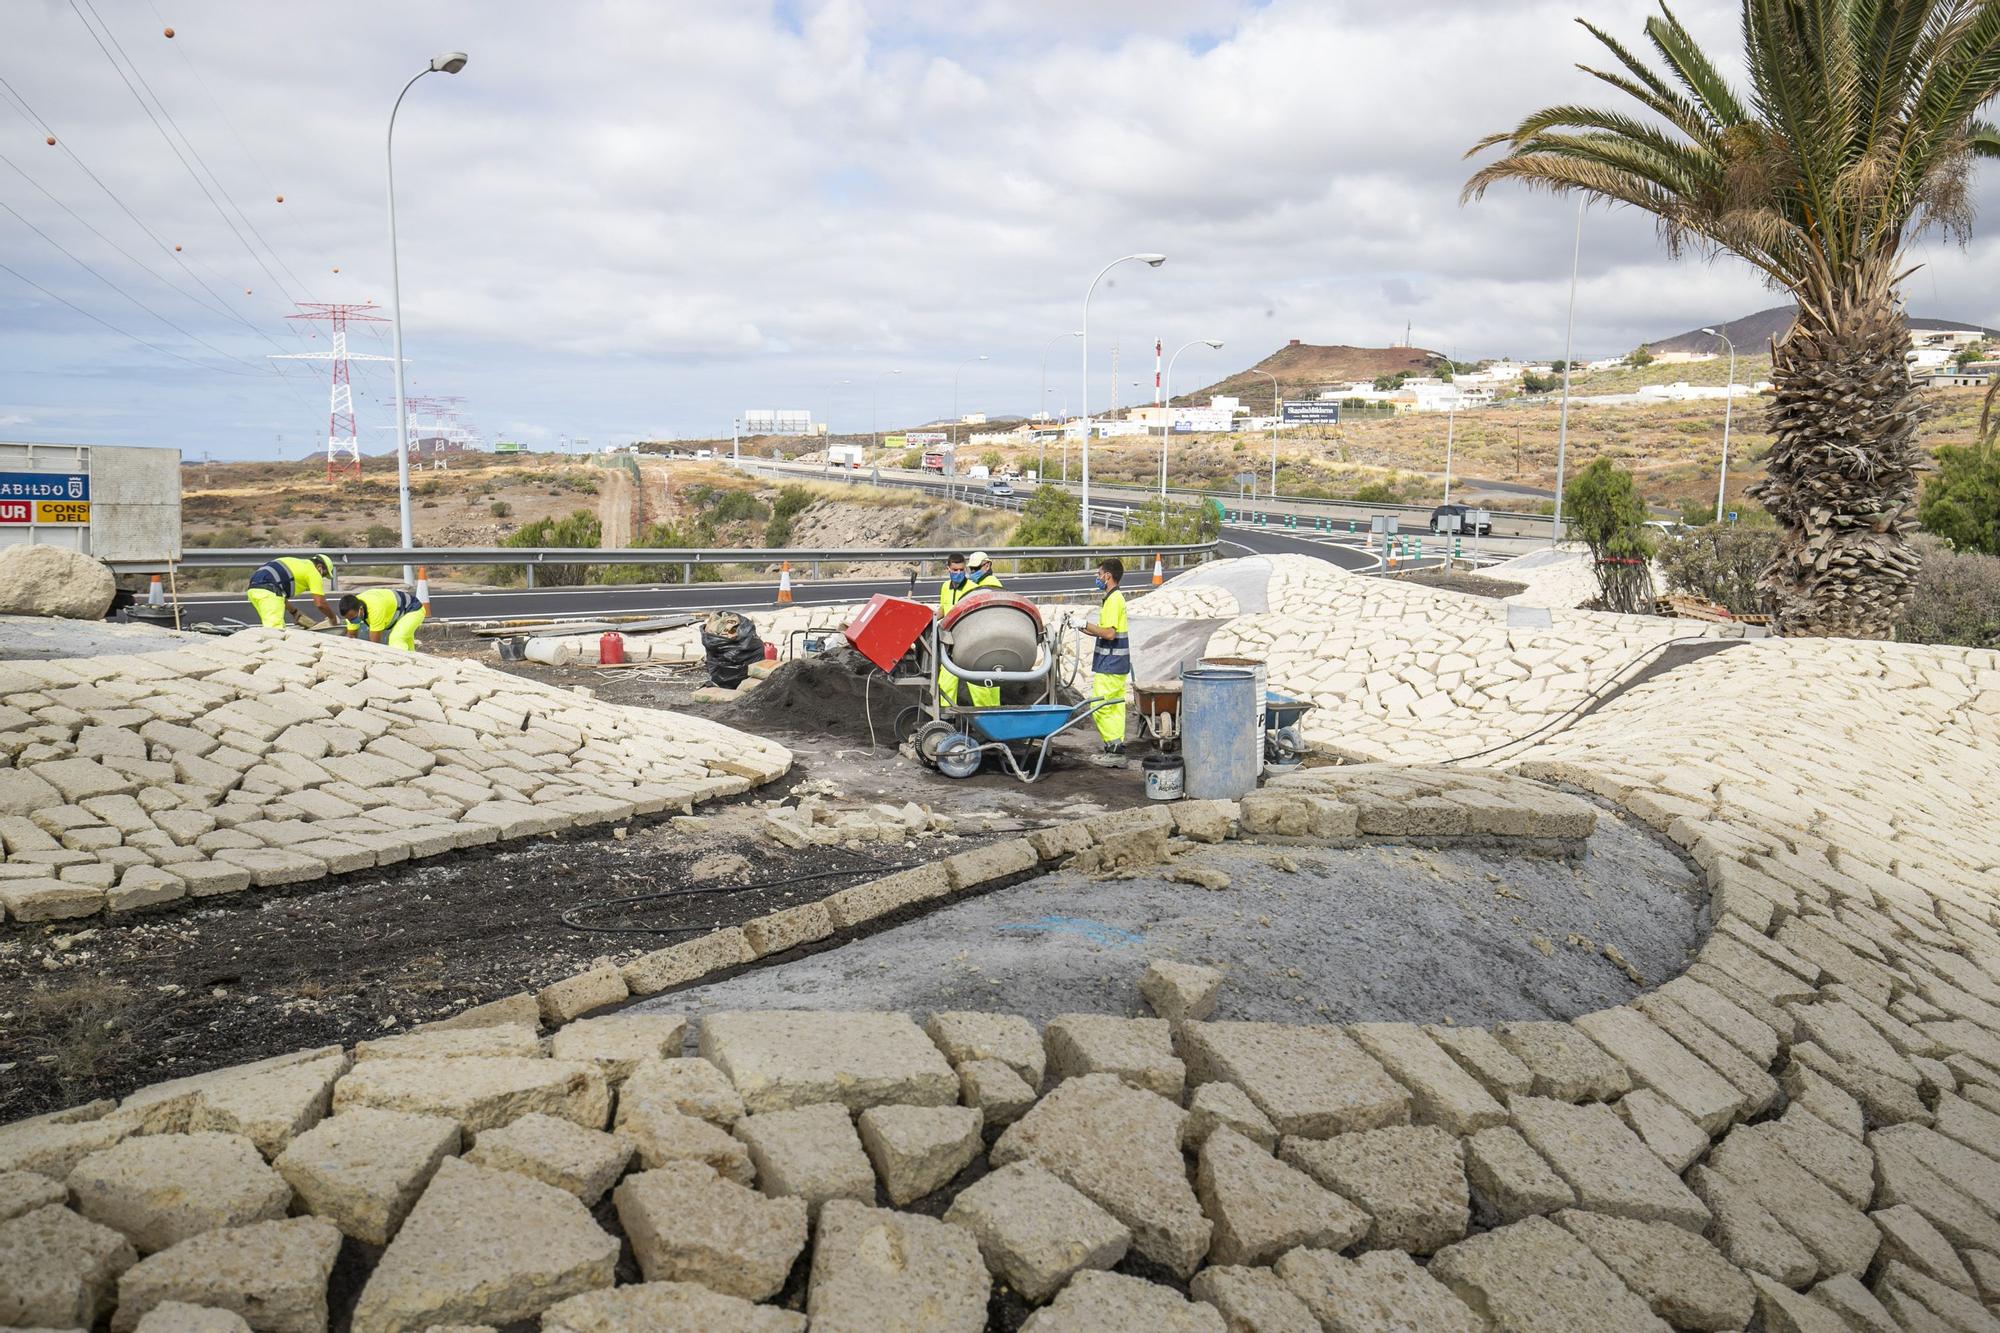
[270, 302, 393, 479]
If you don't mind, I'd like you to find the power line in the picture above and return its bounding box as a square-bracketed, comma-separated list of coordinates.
[0, 257, 260, 374]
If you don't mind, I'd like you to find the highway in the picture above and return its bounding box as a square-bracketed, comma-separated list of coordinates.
[171, 526, 1387, 626]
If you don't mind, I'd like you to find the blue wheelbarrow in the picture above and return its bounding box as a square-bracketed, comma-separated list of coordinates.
[916, 697, 1110, 783]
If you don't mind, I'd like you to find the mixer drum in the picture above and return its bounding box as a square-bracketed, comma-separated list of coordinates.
[939, 593, 1044, 673]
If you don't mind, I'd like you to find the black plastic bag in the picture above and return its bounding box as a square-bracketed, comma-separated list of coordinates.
[701, 610, 764, 688]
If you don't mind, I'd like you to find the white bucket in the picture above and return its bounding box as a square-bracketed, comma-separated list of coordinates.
[1142, 754, 1184, 802]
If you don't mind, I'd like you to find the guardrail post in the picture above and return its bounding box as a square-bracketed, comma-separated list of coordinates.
[683, 562, 693, 585]
[526, 564, 536, 589]
[812, 560, 821, 580]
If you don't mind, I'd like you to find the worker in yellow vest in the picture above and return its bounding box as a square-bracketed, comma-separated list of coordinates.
[936, 552, 970, 707]
[948, 551, 1004, 708]
[244, 554, 335, 629]
[338, 587, 427, 652]
[1080, 557, 1130, 767]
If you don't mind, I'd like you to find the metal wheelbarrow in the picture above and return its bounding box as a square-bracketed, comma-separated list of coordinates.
[927, 697, 1110, 783]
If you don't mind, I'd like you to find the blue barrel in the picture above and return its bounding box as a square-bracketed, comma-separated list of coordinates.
[1181, 666, 1260, 800]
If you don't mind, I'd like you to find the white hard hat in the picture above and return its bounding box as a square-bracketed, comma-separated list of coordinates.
[968, 550, 991, 567]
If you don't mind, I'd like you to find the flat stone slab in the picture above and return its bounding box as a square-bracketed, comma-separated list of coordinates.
[991, 1072, 1210, 1278]
[615, 1104, 754, 1184]
[547, 1014, 688, 1084]
[273, 1106, 460, 1246]
[1705, 1125, 1878, 1278]
[0, 1168, 66, 1222]
[733, 1103, 876, 1220]
[1510, 1096, 1710, 1232]
[924, 1011, 1046, 1087]
[1274, 1247, 1487, 1333]
[618, 1057, 746, 1126]
[943, 1160, 1130, 1304]
[331, 1056, 610, 1137]
[1554, 1207, 1756, 1331]
[1493, 1021, 1632, 1101]
[130, 1302, 255, 1333]
[698, 1010, 958, 1114]
[613, 1162, 808, 1303]
[1187, 1081, 1278, 1151]
[68, 1131, 292, 1254]
[109, 1217, 340, 1333]
[1199, 1126, 1369, 1266]
[349, 1157, 618, 1333]
[1429, 1215, 1672, 1332]
[1045, 1014, 1185, 1099]
[807, 1200, 991, 1332]
[1279, 1124, 1469, 1253]
[1464, 1124, 1575, 1225]
[1180, 1022, 1411, 1138]
[0, 1202, 136, 1330]
[1017, 1271, 1226, 1332]
[463, 1112, 632, 1204]
[856, 1103, 982, 1205]
[1187, 1265, 1317, 1333]
[540, 1280, 806, 1332]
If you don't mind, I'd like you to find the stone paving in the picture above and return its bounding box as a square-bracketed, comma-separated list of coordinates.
[3, 557, 1999, 1329]
[0, 628, 791, 925]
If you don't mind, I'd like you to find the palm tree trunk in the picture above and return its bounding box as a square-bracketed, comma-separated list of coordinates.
[1749, 278, 1924, 638]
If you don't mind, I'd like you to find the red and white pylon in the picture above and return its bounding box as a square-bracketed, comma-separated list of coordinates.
[147, 575, 165, 606]
[1152, 554, 1164, 586]
[776, 561, 793, 605]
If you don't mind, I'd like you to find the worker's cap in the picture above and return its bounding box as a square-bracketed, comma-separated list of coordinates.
[968, 550, 991, 567]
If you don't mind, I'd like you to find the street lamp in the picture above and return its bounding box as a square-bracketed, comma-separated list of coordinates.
[1551, 195, 1583, 544]
[1443, 398, 1457, 504]
[871, 369, 901, 451]
[1703, 327, 1736, 523]
[1041, 330, 1081, 482]
[387, 50, 467, 586]
[1250, 369, 1279, 497]
[1082, 253, 1166, 540]
[1160, 339, 1223, 497]
[951, 355, 987, 447]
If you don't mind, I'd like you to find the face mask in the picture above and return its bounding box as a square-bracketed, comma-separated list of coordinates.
[1094, 576, 1107, 591]
[949, 571, 967, 587]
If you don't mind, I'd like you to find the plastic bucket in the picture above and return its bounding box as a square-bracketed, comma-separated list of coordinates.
[1181, 666, 1260, 801]
[1200, 656, 1266, 732]
[496, 636, 525, 662]
[1142, 753, 1184, 802]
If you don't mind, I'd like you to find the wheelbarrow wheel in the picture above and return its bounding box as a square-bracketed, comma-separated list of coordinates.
[912, 720, 956, 767]
[893, 704, 924, 745]
[935, 732, 984, 779]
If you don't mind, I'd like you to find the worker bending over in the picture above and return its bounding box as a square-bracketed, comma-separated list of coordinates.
[339, 587, 427, 652]
[939, 550, 1004, 708]
[245, 554, 335, 630]
[1081, 557, 1130, 767]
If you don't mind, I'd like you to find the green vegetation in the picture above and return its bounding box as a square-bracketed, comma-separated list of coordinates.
[1896, 536, 2000, 648]
[1009, 484, 1082, 568]
[1125, 498, 1221, 547]
[901, 449, 924, 468]
[500, 510, 602, 587]
[980, 450, 1004, 470]
[1563, 459, 1656, 613]
[1627, 345, 1655, 368]
[1918, 445, 2000, 557]
[1372, 371, 1411, 392]
[1466, 0, 2000, 636]
[489, 501, 512, 518]
[1657, 525, 1780, 616]
[763, 484, 815, 547]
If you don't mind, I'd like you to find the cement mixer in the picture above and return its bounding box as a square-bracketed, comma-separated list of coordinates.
[842, 591, 1107, 782]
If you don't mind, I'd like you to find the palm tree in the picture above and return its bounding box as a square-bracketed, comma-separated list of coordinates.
[1465, 1, 2000, 638]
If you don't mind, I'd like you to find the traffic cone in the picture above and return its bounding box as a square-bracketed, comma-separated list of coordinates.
[415, 566, 430, 607]
[776, 561, 793, 605]
[147, 575, 164, 606]
[1387, 546, 1399, 571]
[1151, 554, 1164, 586]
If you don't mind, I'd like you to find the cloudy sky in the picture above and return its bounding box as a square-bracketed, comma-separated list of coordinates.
[3, 0, 1997, 460]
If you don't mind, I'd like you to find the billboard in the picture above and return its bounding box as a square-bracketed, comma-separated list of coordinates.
[493, 440, 524, 454]
[743, 410, 813, 436]
[905, 431, 948, 446]
[0, 471, 89, 525]
[1281, 400, 1342, 423]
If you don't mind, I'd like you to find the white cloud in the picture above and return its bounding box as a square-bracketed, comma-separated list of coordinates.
[0, 0, 1993, 458]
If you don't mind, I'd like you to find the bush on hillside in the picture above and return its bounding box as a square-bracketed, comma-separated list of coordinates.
[1563, 458, 1656, 613]
[1126, 498, 1220, 548]
[1918, 445, 2000, 557]
[1010, 485, 1082, 569]
[500, 509, 601, 586]
[1896, 535, 2000, 648]
[1657, 525, 1779, 616]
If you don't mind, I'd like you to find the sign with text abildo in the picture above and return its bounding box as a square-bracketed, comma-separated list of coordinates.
[0, 471, 90, 524]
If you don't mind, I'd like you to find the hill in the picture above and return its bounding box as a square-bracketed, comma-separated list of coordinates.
[1176, 340, 1445, 408]
[1649, 305, 1999, 355]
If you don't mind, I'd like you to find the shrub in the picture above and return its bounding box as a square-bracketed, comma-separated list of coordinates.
[500, 509, 601, 586]
[302, 525, 351, 548]
[1657, 525, 1779, 616]
[980, 450, 1004, 471]
[1563, 458, 1656, 613]
[1010, 485, 1082, 568]
[489, 501, 512, 518]
[1896, 535, 2000, 648]
[362, 524, 399, 548]
[1917, 445, 2000, 556]
[901, 449, 923, 469]
[1125, 498, 1221, 547]
[1352, 481, 1402, 504]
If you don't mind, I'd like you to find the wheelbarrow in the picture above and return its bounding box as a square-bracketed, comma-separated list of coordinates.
[919, 697, 1110, 783]
[1265, 692, 1314, 767]
[1132, 681, 1182, 751]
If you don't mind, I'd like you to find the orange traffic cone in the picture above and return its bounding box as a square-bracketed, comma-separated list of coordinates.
[1387, 547, 1399, 571]
[1151, 554, 1164, 586]
[776, 561, 793, 605]
[415, 566, 430, 606]
[147, 575, 165, 606]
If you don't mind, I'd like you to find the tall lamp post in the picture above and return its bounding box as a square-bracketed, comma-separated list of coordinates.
[1160, 339, 1223, 496]
[1551, 196, 1583, 545]
[1443, 397, 1457, 504]
[1703, 327, 1736, 523]
[386, 50, 467, 586]
[871, 369, 901, 451]
[951, 355, 987, 448]
[1251, 369, 1279, 497]
[1041, 330, 1081, 482]
[1082, 253, 1166, 541]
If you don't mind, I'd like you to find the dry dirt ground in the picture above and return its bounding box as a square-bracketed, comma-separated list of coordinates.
[0, 652, 1148, 1123]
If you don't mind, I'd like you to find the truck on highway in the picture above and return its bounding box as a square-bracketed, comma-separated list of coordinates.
[827, 445, 865, 469]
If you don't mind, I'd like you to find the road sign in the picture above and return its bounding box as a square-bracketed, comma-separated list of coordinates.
[0, 471, 88, 502]
[0, 499, 88, 524]
[1281, 401, 1341, 424]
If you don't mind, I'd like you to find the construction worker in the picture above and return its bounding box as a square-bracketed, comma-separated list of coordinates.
[936, 552, 970, 707]
[339, 587, 427, 652]
[953, 551, 1004, 708]
[1080, 557, 1130, 767]
[244, 554, 335, 630]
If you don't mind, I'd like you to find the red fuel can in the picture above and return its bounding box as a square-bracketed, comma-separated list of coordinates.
[598, 632, 625, 666]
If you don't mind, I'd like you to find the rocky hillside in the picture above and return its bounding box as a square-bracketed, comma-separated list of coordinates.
[1178, 341, 1446, 407]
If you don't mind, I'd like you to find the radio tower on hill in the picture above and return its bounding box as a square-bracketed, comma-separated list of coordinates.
[271, 303, 394, 479]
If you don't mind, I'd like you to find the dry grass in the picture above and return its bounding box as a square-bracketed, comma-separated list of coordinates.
[23, 976, 146, 1103]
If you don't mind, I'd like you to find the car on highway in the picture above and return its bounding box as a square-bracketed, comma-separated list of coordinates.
[1428, 503, 1492, 536]
[985, 479, 1015, 497]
